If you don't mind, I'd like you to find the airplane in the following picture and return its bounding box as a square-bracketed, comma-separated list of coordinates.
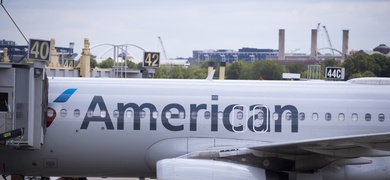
[0, 76, 390, 180]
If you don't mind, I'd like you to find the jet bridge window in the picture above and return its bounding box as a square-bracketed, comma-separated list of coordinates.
[379, 113, 385, 122]
[0, 93, 8, 112]
[365, 113, 371, 121]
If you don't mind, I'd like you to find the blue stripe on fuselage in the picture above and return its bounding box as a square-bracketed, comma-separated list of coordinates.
[54, 88, 77, 103]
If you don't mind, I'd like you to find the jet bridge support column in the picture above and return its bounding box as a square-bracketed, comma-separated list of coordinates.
[0, 60, 47, 149]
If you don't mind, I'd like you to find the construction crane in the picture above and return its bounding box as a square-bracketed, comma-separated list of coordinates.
[322, 25, 335, 55]
[158, 36, 168, 60]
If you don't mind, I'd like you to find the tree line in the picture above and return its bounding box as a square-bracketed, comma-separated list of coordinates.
[87, 51, 390, 80]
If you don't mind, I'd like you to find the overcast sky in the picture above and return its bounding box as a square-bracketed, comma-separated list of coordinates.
[1, 0, 389, 60]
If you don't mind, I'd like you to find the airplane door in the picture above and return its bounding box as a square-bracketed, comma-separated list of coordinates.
[252, 105, 269, 133]
[231, 105, 247, 132]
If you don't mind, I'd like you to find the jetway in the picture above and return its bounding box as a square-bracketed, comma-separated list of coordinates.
[0, 60, 47, 149]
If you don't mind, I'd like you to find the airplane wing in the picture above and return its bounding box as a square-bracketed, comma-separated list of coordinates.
[250, 132, 390, 157]
[171, 132, 390, 173]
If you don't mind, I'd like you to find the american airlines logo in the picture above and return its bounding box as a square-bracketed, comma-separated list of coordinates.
[51, 89, 300, 133]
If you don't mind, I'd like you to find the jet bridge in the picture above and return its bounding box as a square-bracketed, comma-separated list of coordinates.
[0, 60, 47, 149]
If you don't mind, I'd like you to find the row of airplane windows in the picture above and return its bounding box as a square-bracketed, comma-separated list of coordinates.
[55, 109, 386, 122]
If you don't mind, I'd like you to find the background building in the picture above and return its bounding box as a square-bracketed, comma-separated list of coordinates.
[193, 47, 278, 63]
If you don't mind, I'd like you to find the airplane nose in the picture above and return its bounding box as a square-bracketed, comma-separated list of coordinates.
[47, 107, 57, 128]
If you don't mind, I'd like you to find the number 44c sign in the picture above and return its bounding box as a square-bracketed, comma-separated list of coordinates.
[325, 67, 345, 80]
[28, 39, 51, 61]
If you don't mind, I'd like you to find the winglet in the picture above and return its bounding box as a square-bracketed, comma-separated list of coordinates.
[206, 70, 215, 81]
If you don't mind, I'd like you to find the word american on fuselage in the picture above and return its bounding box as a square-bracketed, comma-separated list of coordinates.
[79, 95, 299, 133]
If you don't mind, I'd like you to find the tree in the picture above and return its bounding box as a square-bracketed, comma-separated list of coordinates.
[322, 58, 341, 67]
[285, 63, 307, 74]
[155, 66, 171, 78]
[372, 54, 390, 77]
[90, 57, 98, 68]
[127, 60, 137, 69]
[98, 58, 114, 68]
[190, 67, 207, 79]
[226, 61, 242, 79]
[251, 60, 286, 80]
[171, 66, 185, 79]
[343, 52, 381, 79]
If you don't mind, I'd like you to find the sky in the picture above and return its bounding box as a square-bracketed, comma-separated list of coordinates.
[1, 0, 389, 61]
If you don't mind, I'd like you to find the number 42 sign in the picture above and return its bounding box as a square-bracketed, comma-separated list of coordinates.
[143, 52, 160, 68]
[28, 39, 52, 61]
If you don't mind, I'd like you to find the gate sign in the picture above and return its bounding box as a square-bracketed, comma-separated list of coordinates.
[28, 39, 51, 61]
[325, 67, 345, 80]
[143, 52, 160, 68]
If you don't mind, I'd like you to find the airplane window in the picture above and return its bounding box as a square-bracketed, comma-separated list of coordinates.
[47, 108, 55, 118]
[257, 112, 264, 120]
[286, 112, 292, 121]
[299, 112, 305, 121]
[379, 113, 385, 122]
[218, 111, 223, 120]
[152, 111, 159, 119]
[338, 113, 345, 121]
[204, 111, 211, 119]
[113, 110, 119, 118]
[325, 113, 331, 121]
[191, 112, 197, 119]
[165, 111, 172, 119]
[352, 113, 358, 121]
[60, 109, 67, 117]
[87, 110, 93, 118]
[237, 111, 244, 120]
[140, 110, 146, 118]
[272, 112, 278, 121]
[126, 110, 133, 118]
[100, 110, 107, 118]
[365, 113, 371, 121]
[312, 113, 318, 121]
[179, 111, 185, 119]
[74, 109, 80, 117]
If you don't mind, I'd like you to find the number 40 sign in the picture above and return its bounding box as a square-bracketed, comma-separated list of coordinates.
[28, 39, 52, 61]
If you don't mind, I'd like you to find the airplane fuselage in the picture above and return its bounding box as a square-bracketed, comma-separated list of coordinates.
[0, 77, 389, 178]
